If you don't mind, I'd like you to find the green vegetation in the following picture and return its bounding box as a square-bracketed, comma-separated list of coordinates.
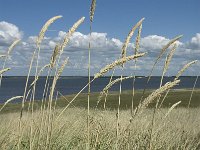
[1, 89, 200, 113]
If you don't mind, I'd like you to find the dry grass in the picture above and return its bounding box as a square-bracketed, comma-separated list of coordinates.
[36, 16, 62, 47]
[0, 96, 23, 112]
[0, 108, 199, 149]
[156, 35, 182, 64]
[90, 0, 96, 22]
[50, 44, 60, 68]
[94, 53, 147, 79]
[135, 80, 180, 116]
[0, 39, 20, 86]
[134, 24, 143, 55]
[163, 44, 177, 76]
[175, 60, 198, 80]
[98, 76, 135, 100]
[0, 1, 199, 150]
[121, 18, 145, 59]
[0, 68, 10, 75]
[60, 17, 85, 54]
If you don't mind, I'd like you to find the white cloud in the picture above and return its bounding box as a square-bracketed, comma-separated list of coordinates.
[0, 21, 199, 76]
[56, 31, 123, 53]
[140, 35, 183, 54]
[0, 21, 23, 46]
[141, 35, 170, 50]
[176, 33, 200, 60]
[190, 33, 200, 48]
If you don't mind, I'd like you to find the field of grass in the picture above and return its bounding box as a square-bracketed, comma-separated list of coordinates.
[0, 0, 199, 149]
[0, 89, 199, 149]
[0, 108, 200, 149]
[1, 89, 200, 113]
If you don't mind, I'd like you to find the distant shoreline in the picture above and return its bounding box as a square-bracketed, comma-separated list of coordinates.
[0, 77, 199, 104]
[0, 89, 200, 113]
[1, 76, 199, 78]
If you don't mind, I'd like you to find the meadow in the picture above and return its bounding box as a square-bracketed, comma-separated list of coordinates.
[0, 107, 200, 149]
[1, 89, 200, 113]
[0, 0, 200, 149]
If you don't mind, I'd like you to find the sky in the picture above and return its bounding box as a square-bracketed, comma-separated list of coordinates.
[0, 0, 200, 76]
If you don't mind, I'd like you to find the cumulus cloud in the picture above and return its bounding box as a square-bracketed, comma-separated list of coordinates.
[141, 35, 170, 50]
[56, 31, 123, 53]
[0, 21, 199, 76]
[0, 21, 23, 46]
[188, 33, 200, 49]
[174, 33, 200, 60]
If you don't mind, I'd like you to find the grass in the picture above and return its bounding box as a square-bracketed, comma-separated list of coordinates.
[58, 89, 200, 109]
[0, 108, 200, 149]
[0, 1, 199, 149]
[1, 89, 200, 113]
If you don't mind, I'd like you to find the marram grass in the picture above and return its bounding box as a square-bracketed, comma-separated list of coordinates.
[0, 1, 199, 149]
[0, 108, 200, 149]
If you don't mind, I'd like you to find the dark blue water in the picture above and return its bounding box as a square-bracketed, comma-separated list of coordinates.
[0, 76, 199, 103]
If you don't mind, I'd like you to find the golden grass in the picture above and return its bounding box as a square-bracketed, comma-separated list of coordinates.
[156, 35, 182, 64]
[60, 17, 85, 54]
[175, 60, 198, 80]
[121, 18, 145, 59]
[90, 0, 96, 22]
[163, 43, 177, 76]
[134, 24, 143, 55]
[88, 0, 97, 148]
[0, 68, 10, 75]
[135, 79, 180, 116]
[0, 39, 20, 86]
[97, 76, 138, 105]
[36, 16, 62, 47]
[7, 39, 21, 55]
[164, 101, 181, 118]
[0, 2, 199, 149]
[94, 52, 147, 79]
[0, 96, 23, 112]
[0, 108, 199, 149]
[50, 44, 60, 68]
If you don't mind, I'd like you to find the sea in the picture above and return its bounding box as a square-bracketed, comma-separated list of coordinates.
[0, 76, 199, 103]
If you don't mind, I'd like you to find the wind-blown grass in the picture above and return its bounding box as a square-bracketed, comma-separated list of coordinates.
[0, 1, 199, 149]
[0, 108, 200, 149]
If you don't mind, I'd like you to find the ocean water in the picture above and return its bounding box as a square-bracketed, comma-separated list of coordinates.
[0, 76, 199, 103]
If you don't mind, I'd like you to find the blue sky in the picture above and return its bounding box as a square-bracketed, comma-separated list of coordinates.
[1, 0, 200, 41]
[0, 0, 200, 76]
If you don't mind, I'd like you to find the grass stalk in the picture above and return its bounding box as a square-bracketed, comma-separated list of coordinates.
[188, 71, 199, 108]
[0, 39, 20, 87]
[87, 21, 92, 150]
[103, 69, 115, 109]
[131, 23, 143, 116]
[140, 35, 183, 102]
[88, 1, 96, 146]
[116, 74, 123, 149]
